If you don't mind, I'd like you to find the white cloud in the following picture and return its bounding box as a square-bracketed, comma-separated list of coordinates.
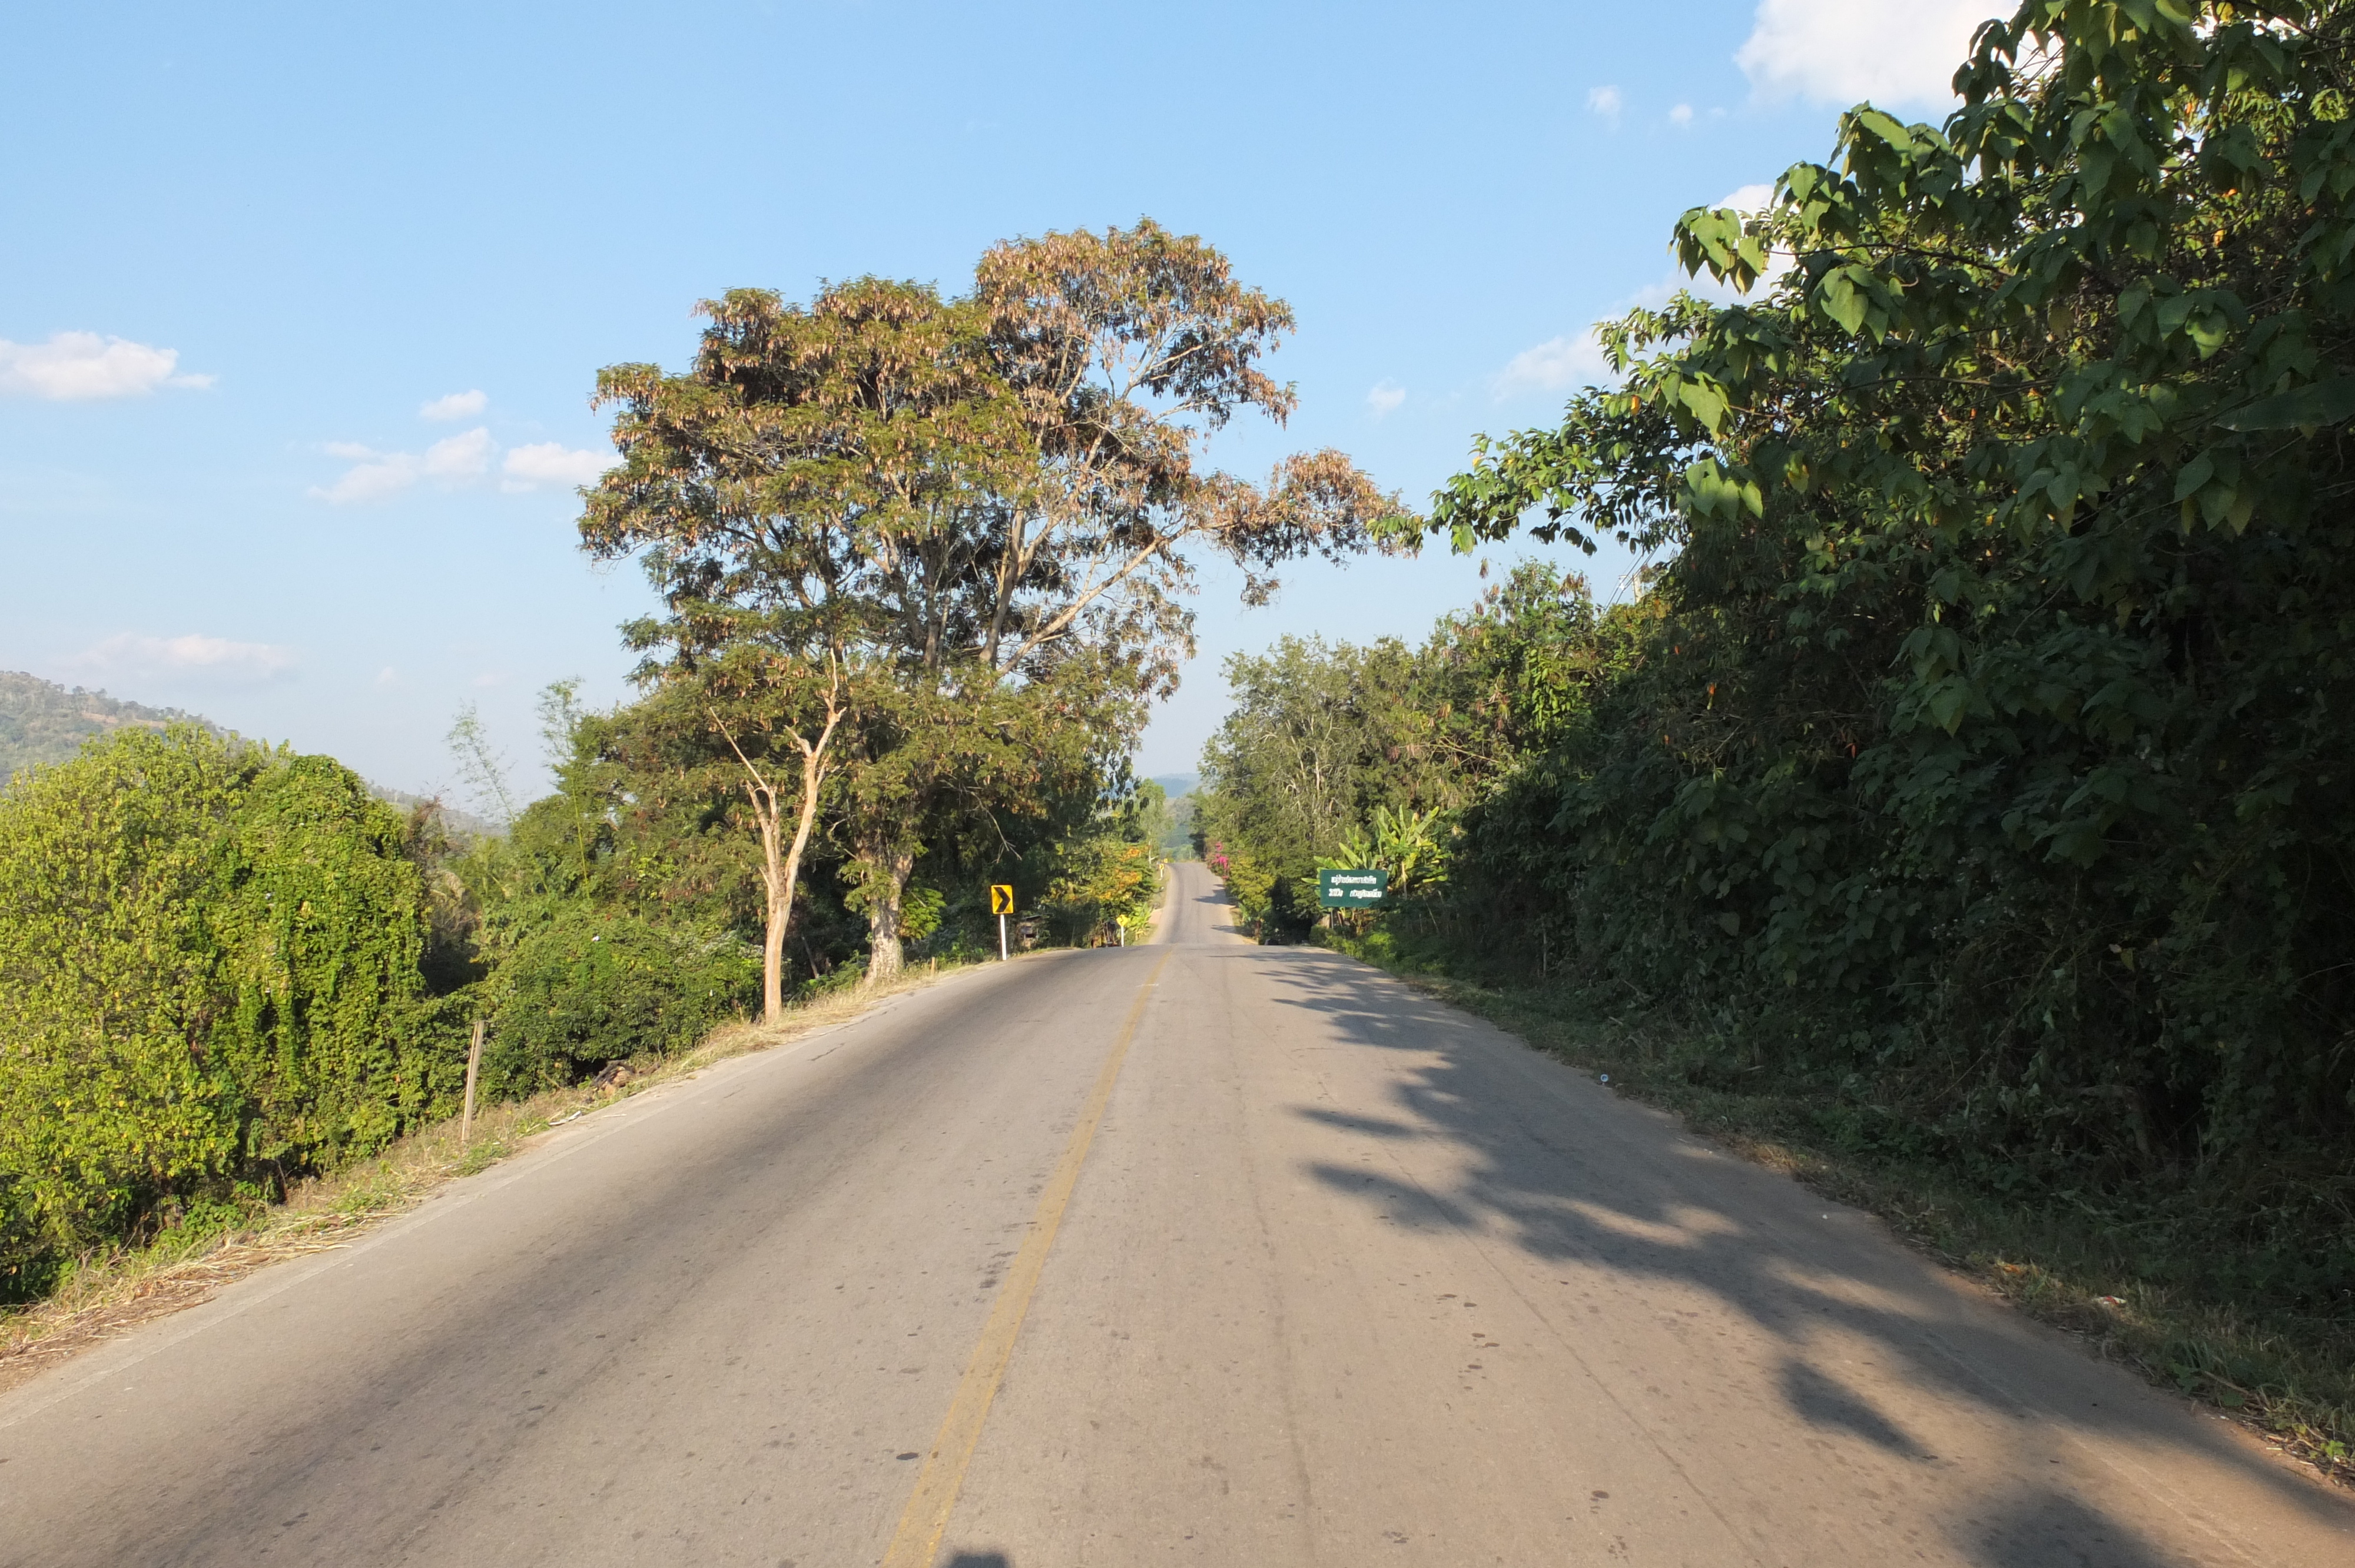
[0, 331, 214, 400]
[313, 424, 605, 504]
[311, 426, 493, 504]
[501, 441, 612, 491]
[69, 632, 297, 684]
[420, 388, 487, 421]
[312, 449, 422, 505]
[1719, 182, 1778, 212]
[1496, 331, 1614, 399]
[1736, 0, 2006, 109]
[1365, 380, 1407, 419]
[424, 426, 494, 479]
[1587, 85, 1623, 123]
[1669, 102, 1695, 127]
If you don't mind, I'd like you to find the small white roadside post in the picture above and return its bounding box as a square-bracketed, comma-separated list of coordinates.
[460, 1018, 485, 1147]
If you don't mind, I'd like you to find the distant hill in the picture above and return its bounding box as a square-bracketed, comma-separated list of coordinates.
[0, 670, 211, 782]
[1150, 772, 1199, 800]
[0, 671, 499, 838]
[370, 785, 505, 843]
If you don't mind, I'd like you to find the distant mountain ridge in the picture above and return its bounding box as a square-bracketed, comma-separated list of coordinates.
[0, 671, 501, 838]
[372, 785, 505, 842]
[0, 670, 211, 782]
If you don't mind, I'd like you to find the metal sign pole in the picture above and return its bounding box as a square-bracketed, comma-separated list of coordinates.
[999, 912, 1008, 961]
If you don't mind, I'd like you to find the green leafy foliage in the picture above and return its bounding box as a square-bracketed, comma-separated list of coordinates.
[1197, 564, 1646, 937]
[0, 727, 445, 1290]
[1319, 805, 1450, 898]
[1043, 783, 1167, 945]
[479, 910, 758, 1096]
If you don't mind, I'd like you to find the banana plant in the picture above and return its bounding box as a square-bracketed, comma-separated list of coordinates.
[1317, 804, 1450, 896]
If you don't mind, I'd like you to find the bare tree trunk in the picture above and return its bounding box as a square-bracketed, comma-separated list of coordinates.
[860, 841, 917, 985]
[755, 739, 830, 1021]
[715, 673, 843, 1026]
[755, 804, 790, 1023]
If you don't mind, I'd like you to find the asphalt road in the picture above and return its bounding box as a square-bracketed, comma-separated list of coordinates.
[2, 860, 2349, 1566]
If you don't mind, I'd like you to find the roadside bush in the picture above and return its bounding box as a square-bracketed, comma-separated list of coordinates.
[214, 753, 443, 1165]
[0, 727, 432, 1294]
[480, 911, 756, 1095]
[1380, 7, 2355, 1195]
[1044, 837, 1157, 946]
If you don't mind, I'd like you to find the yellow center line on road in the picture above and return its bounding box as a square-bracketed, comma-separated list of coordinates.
[878, 948, 1173, 1568]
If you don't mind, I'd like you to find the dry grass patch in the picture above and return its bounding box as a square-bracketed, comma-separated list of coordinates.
[0, 958, 977, 1395]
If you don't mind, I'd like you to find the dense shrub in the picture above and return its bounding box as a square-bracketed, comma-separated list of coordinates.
[1408, 3, 2355, 1197]
[0, 728, 440, 1289]
[479, 910, 757, 1095]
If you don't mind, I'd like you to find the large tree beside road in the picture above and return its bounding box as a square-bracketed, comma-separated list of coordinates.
[583, 222, 1406, 990]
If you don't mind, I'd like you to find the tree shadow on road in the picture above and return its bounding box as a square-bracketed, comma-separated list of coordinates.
[1237, 946, 2349, 1564]
[1961, 1489, 2181, 1567]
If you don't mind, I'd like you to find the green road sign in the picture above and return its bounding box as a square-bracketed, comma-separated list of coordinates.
[1317, 868, 1389, 909]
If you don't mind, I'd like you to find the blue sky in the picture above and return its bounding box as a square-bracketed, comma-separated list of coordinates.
[1, 0, 2002, 805]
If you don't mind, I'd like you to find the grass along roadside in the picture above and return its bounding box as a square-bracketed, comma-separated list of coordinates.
[1318, 934, 2355, 1488]
[0, 956, 982, 1397]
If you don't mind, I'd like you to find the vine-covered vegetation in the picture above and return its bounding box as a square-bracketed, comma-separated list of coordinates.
[0, 729, 446, 1291]
[1200, 0, 2355, 1400]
